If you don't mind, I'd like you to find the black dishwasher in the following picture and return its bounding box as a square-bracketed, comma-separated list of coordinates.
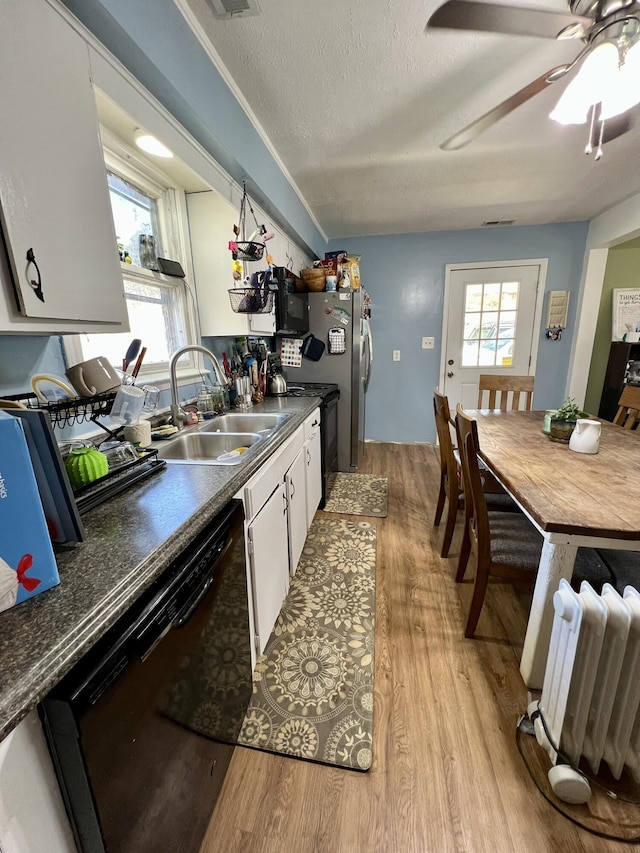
[41, 499, 252, 853]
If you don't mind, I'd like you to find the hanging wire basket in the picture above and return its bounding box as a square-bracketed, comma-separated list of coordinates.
[228, 286, 275, 314]
[231, 182, 266, 263]
[235, 241, 265, 262]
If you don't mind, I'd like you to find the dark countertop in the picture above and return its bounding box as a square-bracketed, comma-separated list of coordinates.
[0, 397, 319, 741]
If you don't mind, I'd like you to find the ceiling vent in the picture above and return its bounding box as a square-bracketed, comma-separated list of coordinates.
[206, 0, 261, 19]
[481, 219, 516, 227]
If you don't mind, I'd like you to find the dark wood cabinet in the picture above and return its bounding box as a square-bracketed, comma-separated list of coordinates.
[598, 341, 640, 421]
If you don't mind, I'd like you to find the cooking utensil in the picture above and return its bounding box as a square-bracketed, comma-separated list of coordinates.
[222, 352, 232, 379]
[123, 339, 142, 373]
[131, 347, 147, 380]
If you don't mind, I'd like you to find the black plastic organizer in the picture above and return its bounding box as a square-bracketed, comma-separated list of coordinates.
[73, 449, 166, 514]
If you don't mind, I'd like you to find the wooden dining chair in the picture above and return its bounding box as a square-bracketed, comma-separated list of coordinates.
[477, 374, 534, 411]
[433, 388, 516, 562]
[433, 389, 462, 558]
[454, 405, 605, 638]
[613, 384, 640, 430]
[454, 404, 542, 637]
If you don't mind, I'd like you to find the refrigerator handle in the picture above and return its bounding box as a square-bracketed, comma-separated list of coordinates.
[363, 318, 373, 392]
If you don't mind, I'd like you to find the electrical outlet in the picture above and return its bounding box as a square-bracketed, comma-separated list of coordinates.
[422, 337, 435, 350]
[393, 350, 401, 362]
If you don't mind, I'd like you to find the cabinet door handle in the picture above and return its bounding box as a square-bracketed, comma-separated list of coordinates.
[26, 248, 45, 303]
[307, 448, 311, 465]
[291, 481, 296, 499]
[283, 491, 288, 515]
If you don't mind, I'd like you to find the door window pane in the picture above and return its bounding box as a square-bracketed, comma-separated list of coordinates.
[465, 284, 483, 312]
[461, 280, 520, 367]
[482, 283, 500, 310]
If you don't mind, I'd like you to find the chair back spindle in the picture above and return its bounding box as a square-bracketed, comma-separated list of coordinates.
[477, 374, 534, 411]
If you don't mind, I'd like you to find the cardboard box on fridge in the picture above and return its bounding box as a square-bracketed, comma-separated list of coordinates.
[0, 412, 59, 613]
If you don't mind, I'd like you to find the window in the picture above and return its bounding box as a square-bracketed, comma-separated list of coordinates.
[66, 140, 197, 381]
[461, 281, 518, 367]
[107, 172, 162, 268]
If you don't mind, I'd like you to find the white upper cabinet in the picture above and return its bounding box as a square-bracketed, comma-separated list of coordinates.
[187, 190, 249, 336]
[0, 0, 127, 329]
[188, 189, 314, 337]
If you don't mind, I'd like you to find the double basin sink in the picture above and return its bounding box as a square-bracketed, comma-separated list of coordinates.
[154, 412, 289, 465]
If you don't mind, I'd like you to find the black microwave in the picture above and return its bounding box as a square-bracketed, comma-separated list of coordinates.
[273, 267, 309, 336]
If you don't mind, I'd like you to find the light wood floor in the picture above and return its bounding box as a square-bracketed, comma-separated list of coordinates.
[201, 442, 631, 853]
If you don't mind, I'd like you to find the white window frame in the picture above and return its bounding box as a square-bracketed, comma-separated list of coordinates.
[63, 128, 202, 388]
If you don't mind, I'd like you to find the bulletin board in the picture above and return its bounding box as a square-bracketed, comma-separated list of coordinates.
[612, 288, 640, 341]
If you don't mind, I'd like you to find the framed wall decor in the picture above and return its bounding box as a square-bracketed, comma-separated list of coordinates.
[612, 288, 640, 341]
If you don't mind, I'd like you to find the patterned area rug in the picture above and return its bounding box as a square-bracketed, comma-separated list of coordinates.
[323, 473, 388, 517]
[238, 516, 376, 771]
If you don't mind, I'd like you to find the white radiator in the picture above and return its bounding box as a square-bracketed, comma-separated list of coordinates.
[527, 578, 640, 804]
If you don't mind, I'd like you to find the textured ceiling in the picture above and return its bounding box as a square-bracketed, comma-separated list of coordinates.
[182, 0, 640, 238]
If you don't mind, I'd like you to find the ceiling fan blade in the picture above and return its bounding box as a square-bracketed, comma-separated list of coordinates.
[602, 113, 633, 145]
[440, 67, 564, 150]
[427, 0, 592, 40]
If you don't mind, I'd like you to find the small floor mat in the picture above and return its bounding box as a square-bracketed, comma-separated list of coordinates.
[323, 473, 388, 517]
[237, 516, 376, 771]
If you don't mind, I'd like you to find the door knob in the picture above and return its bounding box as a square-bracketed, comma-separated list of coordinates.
[447, 371, 454, 378]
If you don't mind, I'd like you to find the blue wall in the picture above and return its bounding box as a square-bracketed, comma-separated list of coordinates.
[0, 336, 67, 398]
[330, 222, 589, 444]
[59, 0, 326, 260]
[0, 223, 589, 446]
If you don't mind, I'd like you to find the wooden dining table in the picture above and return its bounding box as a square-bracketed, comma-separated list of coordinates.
[470, 409, 640, 689]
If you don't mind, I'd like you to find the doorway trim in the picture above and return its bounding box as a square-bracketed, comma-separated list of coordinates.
[440, 258, 548, 395]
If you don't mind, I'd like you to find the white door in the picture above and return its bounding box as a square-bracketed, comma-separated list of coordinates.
[247, 482, 289, 655]
[443, 264, 542, 409]
[285, 448, 307, 575]
[305, 427, 322, 528]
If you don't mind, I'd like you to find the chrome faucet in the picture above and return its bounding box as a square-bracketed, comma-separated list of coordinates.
[169, 345, 228, 429]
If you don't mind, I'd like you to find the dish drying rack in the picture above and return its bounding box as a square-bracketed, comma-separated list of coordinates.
[1, 391, 166, 510]
[3, 389, 118, 429]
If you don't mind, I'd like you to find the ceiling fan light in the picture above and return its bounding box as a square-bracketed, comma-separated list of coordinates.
[550, 41, 620, 125]
[550, 83, 590, 124]
[601, 40, 640, 120]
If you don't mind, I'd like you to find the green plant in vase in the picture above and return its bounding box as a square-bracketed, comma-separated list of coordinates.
[549, 397, 589, 443]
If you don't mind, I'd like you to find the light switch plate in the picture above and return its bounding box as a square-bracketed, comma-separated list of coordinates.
[393, 350, 401, 361]
[422, 337, 435, 349]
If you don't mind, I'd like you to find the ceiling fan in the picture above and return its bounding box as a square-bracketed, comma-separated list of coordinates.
[426, 0, 640, 157]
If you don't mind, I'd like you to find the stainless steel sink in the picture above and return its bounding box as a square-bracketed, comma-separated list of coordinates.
[155, 432, 262, 465]
[199, 413, 289, 435]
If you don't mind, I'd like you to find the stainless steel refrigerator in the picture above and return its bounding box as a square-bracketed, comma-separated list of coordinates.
[286, 290, 373, 471]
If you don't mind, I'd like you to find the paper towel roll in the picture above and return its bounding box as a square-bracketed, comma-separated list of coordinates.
[123, 421, 152, 447]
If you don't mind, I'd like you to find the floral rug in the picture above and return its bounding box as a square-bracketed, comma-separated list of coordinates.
[322, 473, 388, 517]
[238, 516, 376, 771]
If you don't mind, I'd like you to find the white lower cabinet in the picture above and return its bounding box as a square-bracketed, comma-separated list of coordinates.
[246, 482, 289, 660]
[304, 413, 322, 527]
[239, 410, 323, 669]
[286, 447, 308, 576]
[0, 711, 75, 853]
[239, 423, 304, 666]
